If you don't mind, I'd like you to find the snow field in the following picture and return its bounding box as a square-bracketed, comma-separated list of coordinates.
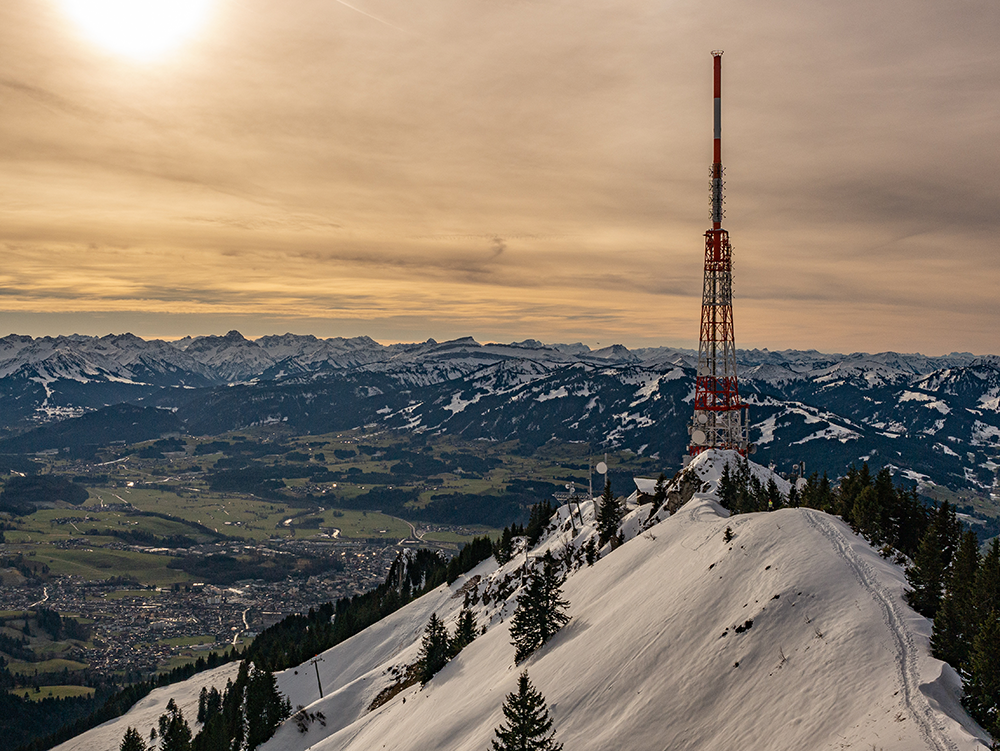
[53, 451, 992, 750]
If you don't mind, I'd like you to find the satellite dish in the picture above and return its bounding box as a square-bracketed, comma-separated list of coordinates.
[796, 477, 807, 490]
[697, 413, 708, 424]
[596, 461, 608, 474]
[691, 429, 707, 445]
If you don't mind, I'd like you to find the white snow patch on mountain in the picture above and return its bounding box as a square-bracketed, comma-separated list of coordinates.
[900, 390, 951, 414]
[971, 421, 1000, 446]
[755, 414, 778, 445]
[53, 662, 241, 751]
[444, 392, 483, 414]
[536, 386, 569, 402]
[43, 451, 993, 751]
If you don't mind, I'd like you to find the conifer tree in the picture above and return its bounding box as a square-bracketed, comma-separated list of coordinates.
[933, 501, 962, 569]
[786, 481, 800, 508]
[449, 607, 477, 657]
[526, 502, 556, 549]
[245, 663, 292, 750]
[961, 610, 1000, 739]
[905, 523, 947, 618]
[872, 467, 896, 543]
[975, 539, 1000, 626]
[649, 473, 668, 516]
[851, 486, 880, 540]
[417, 612, 450, 685]
[596, 478, 624, 547]
[120, 727, 147, 751]
[197, 686, 209, 724]
[817, 472, 833, 512]
[157, 699, 192, 751]
[718, 463, 738, 512]
[491, 671, 563, 751]
[509, 552, 570, 663]
[494, 526, 520, 566]
[931, 530, 981, 669]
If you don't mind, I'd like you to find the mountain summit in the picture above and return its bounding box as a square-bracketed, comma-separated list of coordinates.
[55, 451, 991, 751]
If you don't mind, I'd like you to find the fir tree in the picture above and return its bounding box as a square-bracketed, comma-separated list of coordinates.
[120, 726, 147, 751]
[931, 530, 981, 669]
[786, 481, 800, 508]
[245, 663, 292, 751]
[650, 473, 668, 515]
[491, 671, 563, 751]
[417, 612, 450, 685]
[851, 486, 880, 540]
[718, 462, 738, 512]
[975, 539, 1000, 627]
[197, 686, 208, 724]
[157, 699, 192, 751]
[932, 501, 962, 569]
[905, 523, 947, 618]
[449, 607, 477, 657]
[509, 552, 570, 663]
[526, 502, 556, 549]
[583, 537, 599, 566]
[596, 478, 624, 548]
[961, 610, 1000, 739]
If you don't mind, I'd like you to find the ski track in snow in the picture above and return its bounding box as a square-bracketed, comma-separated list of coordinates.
[803, 510, 958, 751]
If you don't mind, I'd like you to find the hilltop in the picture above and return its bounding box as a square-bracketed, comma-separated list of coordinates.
[53, 451, 992, 751]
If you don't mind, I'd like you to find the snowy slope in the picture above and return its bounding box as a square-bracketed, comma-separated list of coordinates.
[52, 661, 242, 751]
[55, 451, 991, 750]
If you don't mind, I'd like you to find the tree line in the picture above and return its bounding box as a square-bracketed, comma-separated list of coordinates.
[721, 457, 999, 744]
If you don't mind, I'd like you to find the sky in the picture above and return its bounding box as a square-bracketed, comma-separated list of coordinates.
[1, 0, 998, 355]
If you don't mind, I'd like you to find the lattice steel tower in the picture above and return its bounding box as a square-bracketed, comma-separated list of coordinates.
[688, 51, 749, 457]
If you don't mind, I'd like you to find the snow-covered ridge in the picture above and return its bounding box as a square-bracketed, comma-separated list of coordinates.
[57, 451, 991, 751]
[0, 332, 987, 389]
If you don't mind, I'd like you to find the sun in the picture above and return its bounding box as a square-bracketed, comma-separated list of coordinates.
[58, 0, 214, 61]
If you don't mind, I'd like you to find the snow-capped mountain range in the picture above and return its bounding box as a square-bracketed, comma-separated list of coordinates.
[1, 332, 998, 494]
[52, 451, 993, 751]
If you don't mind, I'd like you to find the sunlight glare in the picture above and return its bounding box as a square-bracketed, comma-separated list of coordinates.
[59, 0, 214, 61]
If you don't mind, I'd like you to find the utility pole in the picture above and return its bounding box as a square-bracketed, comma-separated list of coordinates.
[309, 656, 325, 698]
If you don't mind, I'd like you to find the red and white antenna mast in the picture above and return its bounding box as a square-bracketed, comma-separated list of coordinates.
[688, 51, 749, 458]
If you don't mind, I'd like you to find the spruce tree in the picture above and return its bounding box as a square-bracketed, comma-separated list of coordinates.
[157, 699, 193, 751]
[494, 526, 516, 565]
[120, 727, 147, 751]
[417, 612, 450, 684]
[975, 539, 1000, 626]
[491, 671, 563, 751]
[931, 531, 981, 669]
[851, 486, 880, 540]
[596, 479, 624, 547]
[786, 481, 800, 508]
[650, 473, 668, 515]
[961, 610, 1000, 739]
[718, 463, 738, 512]
[449, 607, 477, 657]
[509, 552, 570, 663]
[197, 686, 208, 724]
[905, 523, 947, 618]
[245, 663, 292, 750]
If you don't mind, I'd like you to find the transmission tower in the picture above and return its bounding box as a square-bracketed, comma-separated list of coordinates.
[688, 51, 749, 458]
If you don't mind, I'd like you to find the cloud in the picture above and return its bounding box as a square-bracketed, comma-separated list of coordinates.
[0, 0, 997, 354]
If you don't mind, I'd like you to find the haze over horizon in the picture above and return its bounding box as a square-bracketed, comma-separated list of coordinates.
[2, 0, 998, 356]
